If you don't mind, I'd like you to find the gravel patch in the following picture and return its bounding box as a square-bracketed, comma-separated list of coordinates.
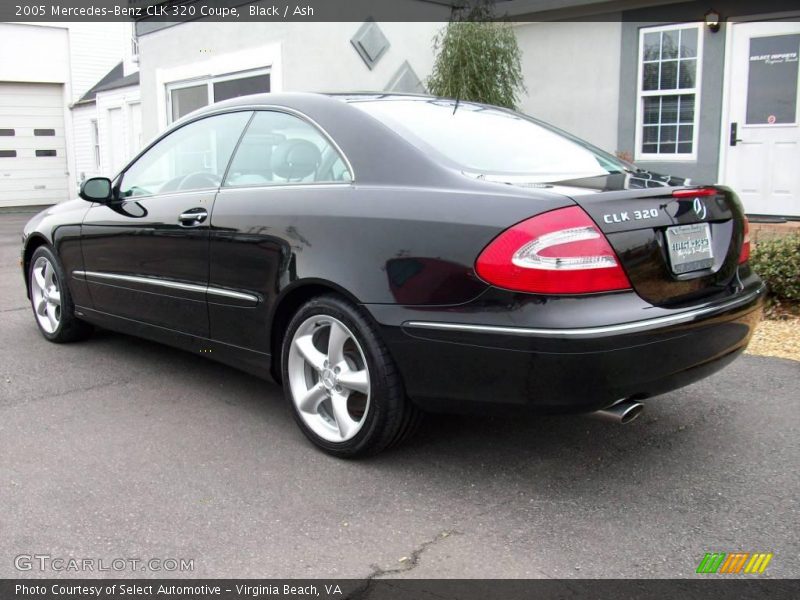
[747, 318, 800, 362]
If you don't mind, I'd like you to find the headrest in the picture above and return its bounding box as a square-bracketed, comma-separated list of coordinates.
[270, 139, 321, 180]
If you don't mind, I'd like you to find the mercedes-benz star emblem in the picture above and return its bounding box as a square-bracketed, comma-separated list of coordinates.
[693, 197, 707, 220]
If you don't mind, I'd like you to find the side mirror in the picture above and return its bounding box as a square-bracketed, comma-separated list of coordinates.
[79, 177, 113, 203]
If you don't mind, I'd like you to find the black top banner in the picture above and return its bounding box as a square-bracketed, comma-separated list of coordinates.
[4, 0, 800, 23]
[2, 0, 460, 23]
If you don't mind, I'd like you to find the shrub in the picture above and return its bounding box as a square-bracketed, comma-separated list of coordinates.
[427, 2, 526, 109]
[750, 235, 800, 302]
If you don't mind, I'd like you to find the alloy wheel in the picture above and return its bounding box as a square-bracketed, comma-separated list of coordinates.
[287, 315, 371, 443]
[30, 256, 61, 334]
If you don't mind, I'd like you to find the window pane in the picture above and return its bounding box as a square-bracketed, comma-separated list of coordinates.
[679, 94, 695, 122]
[643, 97, 660, 124]
[642, 125, 658, 143]
[642, 143, 658, 154]
[678, 124, 693, 142]
[35, 150, 56, 157]
[680, 28, 697, 58]
[0, 150, 16, 157]
[678, 59, 696, 89]
[677, 142, 692, 153]
[643, 63, 659, 91]
[34, 129, 55, 136]
[170, 84, 208, 122]
[643, 32, 660, 61]
[0, 129, 15, 136]
[121, 112, 251, 198]
[660, 95, 679, 124]
[224, 110, 351, 186]
[745, 34, 800, 124]
[662, 30, 679, 59]
[213, 74, 270, 103]
[660, 60, 678, 89]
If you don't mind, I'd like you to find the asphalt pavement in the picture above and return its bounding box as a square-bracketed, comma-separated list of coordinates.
[0, 211, 798, 579]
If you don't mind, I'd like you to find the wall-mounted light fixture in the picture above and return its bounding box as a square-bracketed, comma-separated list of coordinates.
[705, 9, 721, 33]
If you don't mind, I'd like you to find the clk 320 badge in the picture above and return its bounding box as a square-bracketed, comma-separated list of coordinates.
[603, 208, 659, 224]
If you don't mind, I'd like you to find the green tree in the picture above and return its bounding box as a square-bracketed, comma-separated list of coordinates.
[427, 1, 526, 109]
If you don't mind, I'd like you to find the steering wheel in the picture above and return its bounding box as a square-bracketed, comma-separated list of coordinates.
[175, 171, 221, 191]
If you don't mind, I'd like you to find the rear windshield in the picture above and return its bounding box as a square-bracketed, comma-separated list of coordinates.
[351, 98, 629, 182]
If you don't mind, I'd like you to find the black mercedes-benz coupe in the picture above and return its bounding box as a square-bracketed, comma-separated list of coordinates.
[21, 92, 764, 456]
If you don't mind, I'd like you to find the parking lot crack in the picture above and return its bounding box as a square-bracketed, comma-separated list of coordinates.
[345, 530, 460, 599]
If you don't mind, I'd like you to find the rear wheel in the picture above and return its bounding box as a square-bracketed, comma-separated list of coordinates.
[281, 294, 420, 457]
[28, 246, 92, 343]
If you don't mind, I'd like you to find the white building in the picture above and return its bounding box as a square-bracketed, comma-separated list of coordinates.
[0, 22, 131, 208]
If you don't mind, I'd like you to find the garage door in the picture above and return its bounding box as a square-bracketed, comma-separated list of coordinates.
[0, 83, 68, 208]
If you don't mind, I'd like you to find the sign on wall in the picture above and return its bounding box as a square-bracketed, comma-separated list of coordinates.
[746, 34, 800, 125]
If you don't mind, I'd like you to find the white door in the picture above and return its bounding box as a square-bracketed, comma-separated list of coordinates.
[0, 83, 68, 207]
[107, 106, 125, 174]
[721, 21, 800, 217]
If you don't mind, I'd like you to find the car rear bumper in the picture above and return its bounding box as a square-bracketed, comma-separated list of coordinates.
[370, 283, 766, 414]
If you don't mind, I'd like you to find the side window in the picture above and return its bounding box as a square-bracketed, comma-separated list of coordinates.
[120, 111, 251, 198]
[224, 111, 352, 187]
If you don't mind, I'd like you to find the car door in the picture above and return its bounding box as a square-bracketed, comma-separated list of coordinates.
[208, 109, 354, 352]
[79, 111, 252, 337]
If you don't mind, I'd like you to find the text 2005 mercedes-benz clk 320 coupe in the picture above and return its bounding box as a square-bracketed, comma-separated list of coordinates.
[22, 93, 764, 456]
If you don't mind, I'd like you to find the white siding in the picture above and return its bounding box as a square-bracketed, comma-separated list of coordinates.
[64, 23, 130, 105]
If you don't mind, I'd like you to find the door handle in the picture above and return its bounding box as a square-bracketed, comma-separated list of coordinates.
[178, 208, 208, 226]
[729, 122, 743, 146]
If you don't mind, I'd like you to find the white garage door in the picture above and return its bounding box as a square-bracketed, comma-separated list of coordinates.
[0, 83, 68, 208]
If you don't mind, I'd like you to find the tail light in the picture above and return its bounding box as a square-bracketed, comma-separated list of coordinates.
[739, 217, 750, 264]
[672, 187, 718, 198]
[475, 206, 631, 294]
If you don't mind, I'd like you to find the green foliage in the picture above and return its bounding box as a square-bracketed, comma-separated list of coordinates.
[750, 235, 800, 302]
[427, 2, 526, 109]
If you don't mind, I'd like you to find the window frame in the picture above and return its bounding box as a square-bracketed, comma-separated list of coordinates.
[166, 67, 271, 124]
[117, 110, 253, 200]
[634, 22, 704, 162]
[221, 108, 355, 189]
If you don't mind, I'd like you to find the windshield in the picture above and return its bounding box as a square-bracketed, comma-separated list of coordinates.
[351, 98, 630, 183]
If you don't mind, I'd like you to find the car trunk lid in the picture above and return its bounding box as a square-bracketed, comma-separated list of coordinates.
[558, 184, 748, 306]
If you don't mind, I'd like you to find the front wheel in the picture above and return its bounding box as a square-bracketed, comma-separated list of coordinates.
[28, 245, 92, 343]
[281, 295, 420, 458]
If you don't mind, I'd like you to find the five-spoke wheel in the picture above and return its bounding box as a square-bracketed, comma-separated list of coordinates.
[281, 295, 420, 457]
[30, 255, 62, 334]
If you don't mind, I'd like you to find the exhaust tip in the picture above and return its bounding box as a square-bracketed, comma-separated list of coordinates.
[617, 402, 644, 424]
[591, 399, 644, 424]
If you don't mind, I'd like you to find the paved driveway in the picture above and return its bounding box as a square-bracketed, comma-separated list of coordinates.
[0, 211, 798, 579]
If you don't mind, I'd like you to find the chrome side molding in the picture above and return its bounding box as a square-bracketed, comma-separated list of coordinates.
[73, 270, 259, 304]
[403, 285, 765, 339]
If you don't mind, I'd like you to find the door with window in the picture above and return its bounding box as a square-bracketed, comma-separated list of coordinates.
[80, 111, 252, 336]
[721, 21, 800, 217]
[208, 110, 353, 352]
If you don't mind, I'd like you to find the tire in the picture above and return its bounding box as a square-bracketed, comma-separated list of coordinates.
[28, 245, 92, 343]
[281, 294, 421, 458]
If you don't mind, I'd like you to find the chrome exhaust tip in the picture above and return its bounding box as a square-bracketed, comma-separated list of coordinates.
[591, 399, 644, 424]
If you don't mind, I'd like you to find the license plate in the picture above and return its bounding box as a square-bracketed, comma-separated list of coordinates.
[666, 223, 713, 274]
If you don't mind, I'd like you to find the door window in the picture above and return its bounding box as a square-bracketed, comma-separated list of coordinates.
[746, 34, 800, 125]
[120, 111, 251, 198]
[224, 111, 352, 187]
